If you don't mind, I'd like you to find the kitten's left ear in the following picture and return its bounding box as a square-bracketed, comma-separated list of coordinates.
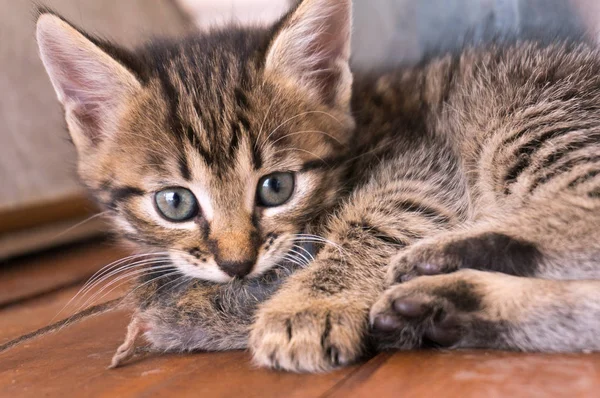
[265, 0, 352, 111]
[36, 13, 141, 153]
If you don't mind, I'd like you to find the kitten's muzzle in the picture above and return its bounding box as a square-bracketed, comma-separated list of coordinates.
[207, 229, 260, 279]
[217, 259, 254, 278]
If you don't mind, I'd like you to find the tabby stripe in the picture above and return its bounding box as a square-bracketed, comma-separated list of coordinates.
[503, 127, 574, 192]
[528, 131, 600, 177]
[157, 70, 184, 142]
[300, 155, 348, 172]
[568, 169, 600, 188]
[392, 199, 452, 224]
[110, 186, 145, 208]
[589, 188, 600, 198]
[349, 222, 408, 247]
[251, 144, 263, 170]
[250, 212, 263, 240]
[529, 154, 600, 193]
[229, 120, 242, 158]
[197, 211, 211, 240]
[159, 71, 214, 167]
[178, 156, 192, 181]
[499, 106, 564, 147]
[184, 124, 214, 166]
[234, 87, 250, 111]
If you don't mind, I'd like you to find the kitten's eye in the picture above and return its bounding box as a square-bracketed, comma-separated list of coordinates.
[257, 172, 295, 207]
[154, 187, 198, 221]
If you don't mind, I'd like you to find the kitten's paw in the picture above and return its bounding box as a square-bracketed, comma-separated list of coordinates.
[386, 242, 457, 285]
[386, 232, 541, 284]
[249, 298, 366, 372]
[371, 270, 504, 349]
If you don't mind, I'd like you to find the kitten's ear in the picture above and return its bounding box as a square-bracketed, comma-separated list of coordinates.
[265, 0, 352, 110]
[36, 13, 141, 152]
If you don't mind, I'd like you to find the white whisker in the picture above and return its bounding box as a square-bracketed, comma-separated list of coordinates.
[50, 211, 110, 242]
[293, 233, 348, 257]
[51, 253, 173, 322]
[282, 254, 308, 269]
[262, 110, 344, 148]
[272, 148, 329, 166]
[269, 130, 345, 147]
[292, 244, 315, 263]
[289, 247, 311, 267]
[255, 96, 276, 149]
[73, 264, 177, 315]
[123, 270, 184, 302]
[74, 255, 172, 300]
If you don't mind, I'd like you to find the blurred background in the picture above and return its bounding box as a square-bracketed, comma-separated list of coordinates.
[1, 0, 599, 260]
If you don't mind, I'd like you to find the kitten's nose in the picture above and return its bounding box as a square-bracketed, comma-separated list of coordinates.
[207, 217, 259, 279]
[217, 259, 254, 278]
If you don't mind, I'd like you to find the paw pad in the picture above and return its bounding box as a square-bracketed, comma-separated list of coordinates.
[372, 293, 465, 348]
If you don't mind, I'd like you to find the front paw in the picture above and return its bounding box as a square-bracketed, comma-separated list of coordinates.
[370, 269, 504, 350]
[249, 298, 367, 372]
[386, 241, 460, 285]
[386, 232, 540, 284]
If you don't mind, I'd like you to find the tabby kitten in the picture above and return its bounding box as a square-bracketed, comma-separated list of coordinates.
[37, 0, 600, 373]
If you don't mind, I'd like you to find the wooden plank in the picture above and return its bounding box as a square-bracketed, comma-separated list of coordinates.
[2, 242, 600, 397]
[5, 308, 600, 398]
[0, 216, 106, 260]
[0, 194, 97, 235]
[0, 310, 358, 398]
[0, 282, 126, 345]
[0, 241, 130, 306]
[327, 350, 600, 398]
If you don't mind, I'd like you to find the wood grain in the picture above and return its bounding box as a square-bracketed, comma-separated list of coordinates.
[327, 350, 600, 398]
[0, 282, 125, 345]
[2, 241, 600, 397]
[0, 310, 358, 398]
[0, 194, 97, 235]
[0, 241, 129, 306]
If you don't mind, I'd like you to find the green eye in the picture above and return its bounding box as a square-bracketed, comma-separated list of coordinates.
[257, 172, 295, 207]
[155, 187, 198, 221]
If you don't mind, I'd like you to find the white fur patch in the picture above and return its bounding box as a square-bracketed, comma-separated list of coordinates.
[170, 252, 232, 283]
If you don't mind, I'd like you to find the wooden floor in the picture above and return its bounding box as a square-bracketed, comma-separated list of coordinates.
[1, 240, 600, 397]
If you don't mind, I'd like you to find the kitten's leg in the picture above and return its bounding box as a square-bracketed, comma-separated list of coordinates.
[249, 147, 468, 372]
[371, 269, 600, 352]
[387, 192, 600, 283]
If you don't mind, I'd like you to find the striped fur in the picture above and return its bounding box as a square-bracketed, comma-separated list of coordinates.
[37, 0, 600, 373]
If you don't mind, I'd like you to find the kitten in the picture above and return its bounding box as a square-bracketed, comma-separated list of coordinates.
[36, 0, 600, 373]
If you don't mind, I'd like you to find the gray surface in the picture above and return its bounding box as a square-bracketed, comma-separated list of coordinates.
[0, 0, 191, 210]
[351, 0, 588, 68]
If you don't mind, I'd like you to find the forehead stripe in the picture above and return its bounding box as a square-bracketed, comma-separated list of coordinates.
[178, 155, 192, 181]
[300, 154, 348, 172]
[110, 186, 145, 208]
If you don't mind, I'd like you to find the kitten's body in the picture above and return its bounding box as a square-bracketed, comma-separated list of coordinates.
[36, 0, 600, 373]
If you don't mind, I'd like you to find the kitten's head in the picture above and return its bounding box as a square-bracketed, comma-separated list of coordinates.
[36, 0, 355, 281]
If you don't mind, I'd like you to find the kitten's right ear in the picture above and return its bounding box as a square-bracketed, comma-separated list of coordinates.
[265, 0, 352, 111]
[36, 13, 141, 153]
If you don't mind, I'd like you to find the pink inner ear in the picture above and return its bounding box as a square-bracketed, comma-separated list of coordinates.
[70, 101, 104, 144]
[58, 61, 123, 143]
[37, 14, 140, 146]
[265, 0, 352, 105]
